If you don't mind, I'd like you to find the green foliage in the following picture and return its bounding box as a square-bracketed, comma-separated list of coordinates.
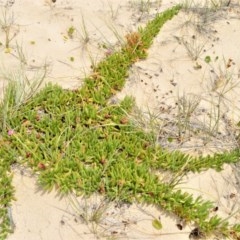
[0, 4, 240, 240]
[0, 156, 15, 239]
[139, 5, 182, 49]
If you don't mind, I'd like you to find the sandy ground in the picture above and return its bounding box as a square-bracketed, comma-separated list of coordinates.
[1, 0, 240, 239]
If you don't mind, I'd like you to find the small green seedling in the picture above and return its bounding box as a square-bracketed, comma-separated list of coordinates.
[204, 55, 211, 63]
[67, 26, 75, 39]
[152, 219, 162, 230]
[193, 61, 202, 70]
